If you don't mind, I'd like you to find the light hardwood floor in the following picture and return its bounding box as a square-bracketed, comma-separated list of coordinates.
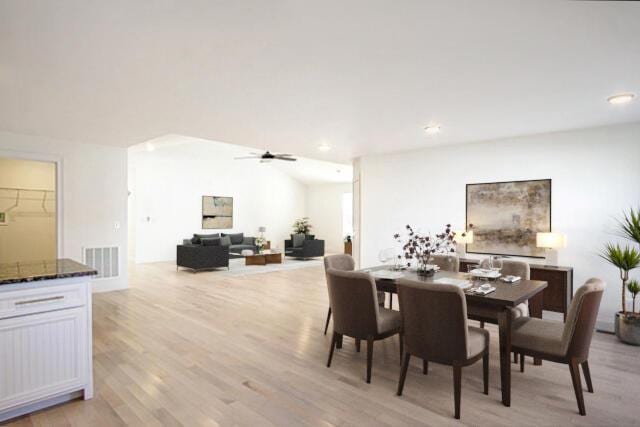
[5, 262, 640, 426]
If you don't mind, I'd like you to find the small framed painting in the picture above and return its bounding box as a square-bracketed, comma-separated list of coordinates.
[202, 196, 233, 229]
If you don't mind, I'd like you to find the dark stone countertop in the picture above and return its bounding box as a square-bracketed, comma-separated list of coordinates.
[0, 258, 97, 285]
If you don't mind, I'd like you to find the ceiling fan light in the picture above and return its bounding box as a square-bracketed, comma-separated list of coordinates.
[607, 93, 635, 104]
[318, 143, 331, 152]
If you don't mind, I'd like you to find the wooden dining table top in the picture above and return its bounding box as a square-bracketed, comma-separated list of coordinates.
[360, 265, 548, 308]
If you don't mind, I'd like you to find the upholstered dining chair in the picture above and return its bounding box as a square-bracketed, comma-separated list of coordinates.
[478, 258, 530, 322]
[430, 254, 460, 272]
[512, 278, 605, 416]
[325, 269, 402, 383]
[323, 254, 386, 336]
[396, 279, 489, 419]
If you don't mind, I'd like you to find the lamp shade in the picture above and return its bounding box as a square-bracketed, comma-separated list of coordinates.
[536, 232, 566, 249]
[454, 230, 473, 244]
[258, 226, 266, 233]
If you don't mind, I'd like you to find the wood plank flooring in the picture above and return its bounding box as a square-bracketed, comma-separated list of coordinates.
[4, 261, 640, 426]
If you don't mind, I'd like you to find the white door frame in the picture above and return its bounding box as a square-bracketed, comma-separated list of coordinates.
[0, 149, 64, 258]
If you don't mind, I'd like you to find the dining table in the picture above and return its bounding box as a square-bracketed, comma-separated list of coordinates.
[360, 265, 548, 407]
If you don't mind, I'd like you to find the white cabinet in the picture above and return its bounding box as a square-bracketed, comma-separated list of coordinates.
[0, 277, 93, 422]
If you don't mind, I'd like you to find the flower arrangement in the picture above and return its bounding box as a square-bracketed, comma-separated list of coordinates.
[293, 217, 312, 234]
[255, 236, 266, 251]
[394, 224, 470, 274]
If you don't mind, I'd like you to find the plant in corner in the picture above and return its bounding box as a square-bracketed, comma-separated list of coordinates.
[293, 217, 312, 235]
[601, 208, 640, 345]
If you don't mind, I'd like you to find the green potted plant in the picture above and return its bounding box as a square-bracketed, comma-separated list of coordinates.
[292, 217, 312, 235]
[602, 208, 640, 345]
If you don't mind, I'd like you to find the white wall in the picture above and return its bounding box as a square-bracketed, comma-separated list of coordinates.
[306, 183, 351, 254]
[0, 131, 128, 292]
[358, 122, 640, 330]
[129, 141, 307, 263]
[0, 158, 57, 263]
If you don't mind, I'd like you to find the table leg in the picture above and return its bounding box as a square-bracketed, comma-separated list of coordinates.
[528, 292, 544, 366]
[498, 308, 512, 407]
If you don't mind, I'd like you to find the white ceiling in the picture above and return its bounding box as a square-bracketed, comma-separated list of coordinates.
[1, 1, 639, 162]
[132, 134, 352, 185]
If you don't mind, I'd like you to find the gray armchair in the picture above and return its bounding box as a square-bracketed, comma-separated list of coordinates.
[285, 235, 325, 258]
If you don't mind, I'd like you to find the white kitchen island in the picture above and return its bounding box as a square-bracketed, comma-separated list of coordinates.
[0, 259, 96, 423]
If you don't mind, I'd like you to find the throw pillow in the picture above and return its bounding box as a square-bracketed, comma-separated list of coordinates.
[224, 233, 244, 245]
[201, 237, 221, 246]
[192, 233, 220, 244]
[220, 235, 232, 246]
[292, 233, 306, 248]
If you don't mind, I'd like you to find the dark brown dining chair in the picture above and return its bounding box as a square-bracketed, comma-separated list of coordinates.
[430, 254, 460, 272]
[512, 278, 606, 416]
[323, 254, 385, 335]
[325, 269, 402, 383]
[396, 279, 489, 419]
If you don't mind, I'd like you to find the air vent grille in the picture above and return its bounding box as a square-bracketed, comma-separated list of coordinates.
[83, 246, 119, 279]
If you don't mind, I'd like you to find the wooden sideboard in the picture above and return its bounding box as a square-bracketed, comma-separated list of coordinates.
[459, 257, 573, 320]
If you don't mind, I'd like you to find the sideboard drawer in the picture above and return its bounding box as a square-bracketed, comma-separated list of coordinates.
[0, 283, 87, 320]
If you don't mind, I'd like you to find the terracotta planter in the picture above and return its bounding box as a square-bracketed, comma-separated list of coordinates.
[615, 312, 640, 346]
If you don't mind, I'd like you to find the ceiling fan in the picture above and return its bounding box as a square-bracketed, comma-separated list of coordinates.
[234, 151, 297, 162]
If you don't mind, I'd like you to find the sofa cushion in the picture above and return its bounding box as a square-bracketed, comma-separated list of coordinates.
[292, 233, 306, 248]
[242, 236, 256, 246]
[220, 235, 232, 246]
[305, 234, 315, 240]
[223, 233, 244, 245]
[192, 233, 220, 244]
[201, 237, 221, 246]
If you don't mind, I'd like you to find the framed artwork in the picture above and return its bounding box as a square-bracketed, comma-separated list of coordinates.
[202, 196, 233, 229]
[466, 179, 551, 258]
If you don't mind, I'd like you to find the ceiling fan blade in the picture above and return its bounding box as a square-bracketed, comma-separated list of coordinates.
[274, 156, 297, 161]
[234, 156, 260, 160]
[276, 153, 293, 157]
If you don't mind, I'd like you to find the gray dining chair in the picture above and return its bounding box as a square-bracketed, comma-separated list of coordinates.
[430, 254, 460, 272]
[323, 254, 385, 336]
[325, 269, 402, 383]
[512, 278, 605, 416]
[396, 279, 489, 419]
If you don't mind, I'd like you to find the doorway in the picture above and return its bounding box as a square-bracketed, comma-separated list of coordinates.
[0, 157, 57, 263]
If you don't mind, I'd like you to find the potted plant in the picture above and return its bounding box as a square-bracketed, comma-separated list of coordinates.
[394, 224, 460, 276]
[601, 208, 640, 345]
[292, 217, 312, 235]
[255, 236, 267, 253]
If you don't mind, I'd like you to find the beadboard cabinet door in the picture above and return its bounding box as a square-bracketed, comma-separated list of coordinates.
[0, 307, 88, 412]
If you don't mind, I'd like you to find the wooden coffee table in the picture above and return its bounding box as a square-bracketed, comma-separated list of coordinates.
[243, 252, 283, 266]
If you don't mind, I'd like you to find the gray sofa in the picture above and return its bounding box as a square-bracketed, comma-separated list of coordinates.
[177, 232, 259, 271]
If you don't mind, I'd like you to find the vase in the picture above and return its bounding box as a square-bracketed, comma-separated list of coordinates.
[615, 312, 640, 345]
[416, 257, 434, 277]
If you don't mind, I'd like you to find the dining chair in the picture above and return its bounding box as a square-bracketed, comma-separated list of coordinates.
[325, 269, 402, 383]
[396, 279, 489, 419]
[430, 254, 460, 272]
[478, 258, 530, 325]
[323, 254, 386, 336]
[511, 278, 606, 416]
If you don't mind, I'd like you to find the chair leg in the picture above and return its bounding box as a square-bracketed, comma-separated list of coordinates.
[366, 338, 374, 383]
[327, 332, 338, 367]
[389, 292, 393, 309]
[453, 365, 462, 419]
[581, 361, 594, 393]
[569, 359, 586, 416]
[483, 353, 489, 395]
[513, 352, 518, 364]
[355, 339, 361, 352]
[397, 352, 411, 396]
[520, 353, 525, 373]
[399, 334, 403, 363]
[323, 307, 332, 335]
[480, 321, 485, 328]
[423, 359, 429, 375]
[336, 334, 343, 349]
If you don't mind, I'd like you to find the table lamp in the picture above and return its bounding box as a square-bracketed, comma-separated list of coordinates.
[536, 232, 566, 266]
[454, 230, 474, 257]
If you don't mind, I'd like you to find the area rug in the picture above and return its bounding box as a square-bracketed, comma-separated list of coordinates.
[217, 257, 323, 277]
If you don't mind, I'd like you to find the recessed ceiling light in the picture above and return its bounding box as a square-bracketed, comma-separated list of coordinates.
[145, 142, 155, 152]
[424, 125, 441, 135]
[318, 143, 331, 152]
[607, 93, 635, 105]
